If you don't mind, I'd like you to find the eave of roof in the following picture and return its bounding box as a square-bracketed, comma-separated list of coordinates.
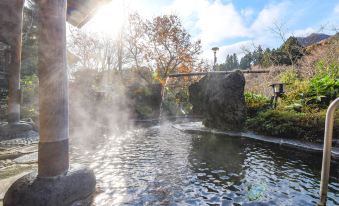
[67, 0, 111, 28]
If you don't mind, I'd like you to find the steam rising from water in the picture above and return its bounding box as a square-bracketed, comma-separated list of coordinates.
[69, 74, 135, 148]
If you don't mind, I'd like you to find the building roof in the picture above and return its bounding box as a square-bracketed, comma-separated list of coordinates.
[67, 0, 111, 28]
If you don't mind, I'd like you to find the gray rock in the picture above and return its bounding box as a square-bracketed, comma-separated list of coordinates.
[13, 152, 38, 164]
[0, 131, 39, 146]
[189, 70, 247, 130]
[188, 82, 204, 115]
[22, 118, 39, 132]
[4, 164, 96, 206]
[0, 122, 39, 142]
[127, 83, 162, 119]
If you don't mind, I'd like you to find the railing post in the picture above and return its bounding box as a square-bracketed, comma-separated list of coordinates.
[318, 97, 339, 206]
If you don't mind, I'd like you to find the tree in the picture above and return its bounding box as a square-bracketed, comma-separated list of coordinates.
[239, 52, 252, 69]
[252, 45, 263, 66]
[218, 53, 239, 71]
[68, 29, 123, 73]
[281, 36, 304, 65]
[232, 53, 239, 69]
[124, 13, 146, 70]
[269, 22, 305, 66]
[225, 54, 232, 70]
[144, 15, 201, 81]
[261, 48, 272, 68]
[21, 0, 39, 76]
[123, 13, 152, 83]
[68, 13, 204, 86]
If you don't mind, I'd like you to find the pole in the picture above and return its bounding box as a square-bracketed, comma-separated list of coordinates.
[212, 47, 219, 71]
[37, 0, 69, 177]
[213, 51, 217, 70]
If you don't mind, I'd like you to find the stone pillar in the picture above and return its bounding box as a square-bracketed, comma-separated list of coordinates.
[2, 0, 24, 124]
[37, 0, 69, 177]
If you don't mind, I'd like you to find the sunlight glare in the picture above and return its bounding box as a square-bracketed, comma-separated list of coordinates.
[86, 0, 126, 38]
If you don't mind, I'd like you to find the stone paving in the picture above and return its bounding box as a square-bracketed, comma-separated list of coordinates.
[0, 131, 39, 146]
[0, 136, 39, 204]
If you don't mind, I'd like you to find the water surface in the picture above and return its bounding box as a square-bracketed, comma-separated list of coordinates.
[70, 123, 338, 206]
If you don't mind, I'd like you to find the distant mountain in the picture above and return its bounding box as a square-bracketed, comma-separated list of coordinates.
[296, 33, 331, 47]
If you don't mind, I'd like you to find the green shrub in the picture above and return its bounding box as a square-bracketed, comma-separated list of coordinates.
[0, 103, 8, 121]
[135, 105, 154, 118]
[21, 105, 38, 121]
[279, 68, 299, 84]
[244, 92, 270, 117]
[21, 75, 39, 120]
[277, 61, 338, 112]
[280, 80, 311, 112]
[245, 109, 339, 142]
[305, 62, 339, 108]
[278, 69, 310, 112]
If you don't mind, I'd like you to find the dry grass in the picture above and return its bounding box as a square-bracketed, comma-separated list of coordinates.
[245, 34, 338, 96]
[245, 65, 292, 96]
[299, 34, 339, 78]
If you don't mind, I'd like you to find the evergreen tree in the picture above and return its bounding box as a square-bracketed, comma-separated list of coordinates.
[239, 52, 252, 69]
[220, 53, 239, 71]
[261, 48, 272, 68]
[281, 36, 304, 65]
[225, 54, 232, 70]
[252, 45, 263, 66]
[232, 53, 239, 69]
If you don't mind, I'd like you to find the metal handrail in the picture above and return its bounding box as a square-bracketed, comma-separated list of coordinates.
[318, 97, 339, 206]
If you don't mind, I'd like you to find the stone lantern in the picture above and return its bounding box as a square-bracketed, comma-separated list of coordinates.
[270, 83, 285, 109]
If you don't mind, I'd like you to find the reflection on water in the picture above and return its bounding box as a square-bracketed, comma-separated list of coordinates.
[70, 123, 338, 206]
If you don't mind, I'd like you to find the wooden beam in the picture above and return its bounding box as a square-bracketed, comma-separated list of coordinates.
[168, 70, 270, 77]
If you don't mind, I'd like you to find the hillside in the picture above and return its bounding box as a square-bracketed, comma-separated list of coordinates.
[245, 33, 338, 95]
[296, 33, 331, 47]
[299, 33, 338, 78]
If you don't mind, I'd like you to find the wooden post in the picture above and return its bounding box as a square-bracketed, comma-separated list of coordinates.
[3, 1, 96, 205]
[37, 0, 69, 177]
[2, 0, 25, 124]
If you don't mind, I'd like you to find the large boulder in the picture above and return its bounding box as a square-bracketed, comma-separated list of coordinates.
[189, 70, 247, 130]
[188, 82, 204, 115]
[127, 83, 162, 119]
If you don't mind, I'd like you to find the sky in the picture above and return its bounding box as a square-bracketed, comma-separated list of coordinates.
[85, 0, 339, 61]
